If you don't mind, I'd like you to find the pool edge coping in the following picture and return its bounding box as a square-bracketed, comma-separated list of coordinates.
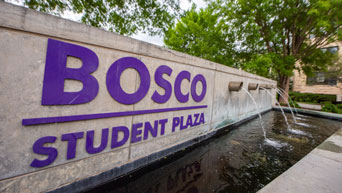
[48, 108, 273, 193]
[258, 107, 342, 193]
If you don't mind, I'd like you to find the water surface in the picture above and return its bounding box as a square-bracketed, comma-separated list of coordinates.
[87, 111, 341, 193]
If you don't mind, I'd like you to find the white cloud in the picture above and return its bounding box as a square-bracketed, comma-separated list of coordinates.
[131, 33, 164, 47]
[180, 0, 207, 11]
[132, 0, 207, 47]
[6, 0, 207, 47]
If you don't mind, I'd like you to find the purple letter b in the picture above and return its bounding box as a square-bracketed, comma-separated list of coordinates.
[42, 39, 99, 105]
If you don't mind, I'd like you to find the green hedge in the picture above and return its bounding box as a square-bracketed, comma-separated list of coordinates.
[322, 102, 342, 114]
[289, 100, 300, 108]
[289, 92, 336, 104]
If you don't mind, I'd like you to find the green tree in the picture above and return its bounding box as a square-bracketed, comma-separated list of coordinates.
[164, 5, 236, 67]
[243, 54, 277, 79]
[213, 0, 342, 103]
[17, 0, 181, 35]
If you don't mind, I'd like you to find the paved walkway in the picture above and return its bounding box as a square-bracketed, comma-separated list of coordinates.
[297, 102, 322, 110]
[258, 128, 342, 193]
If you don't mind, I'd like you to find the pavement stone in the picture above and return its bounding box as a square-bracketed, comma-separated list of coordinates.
[258, 128, 342, 193]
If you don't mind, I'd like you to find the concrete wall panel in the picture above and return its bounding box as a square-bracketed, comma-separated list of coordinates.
[0, 2, 276, 193]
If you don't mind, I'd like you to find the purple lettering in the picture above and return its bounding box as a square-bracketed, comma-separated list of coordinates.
[30, 136, 58, 168]
[180, 116, 187, 130]
[199, 113, 205, 124]
[42, 39, 99, 105]
[159, 119, 168, 135]
[111, 126, 129, 148]
[152, 65, 173, 103]
[61, 132, 84, 160]
[186, 114, 193, 128]
[172, 117, 180, 132]
[86, 128, 109, 154]
[106, 57, 150, 105]
[193, 113, 200, 126]
[191, 74, 207, 102]
[174, 71, 191, 103]
[144, 120, 158, 140]
[131, 123, 143, 143]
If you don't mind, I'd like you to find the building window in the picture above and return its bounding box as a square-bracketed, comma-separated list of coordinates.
[321, 46, 339, 54]
[307, 72, 338, 86]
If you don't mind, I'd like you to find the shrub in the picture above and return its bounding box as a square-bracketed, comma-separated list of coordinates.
[322, 102, 342, 114]
[289, 100, 300, 108]
[336, 104, 342, 109]
[289, 92, 336, 104]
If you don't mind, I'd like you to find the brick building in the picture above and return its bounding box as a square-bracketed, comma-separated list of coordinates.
[292, 41, 342, 102]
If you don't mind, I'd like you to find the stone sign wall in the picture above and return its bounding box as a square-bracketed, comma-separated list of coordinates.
[0, 2, 276, 193]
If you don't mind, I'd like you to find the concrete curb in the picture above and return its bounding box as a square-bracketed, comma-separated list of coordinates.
[273, 106, 342, 121]
[259, 107, 342, 193]
[258, 128, 342, 193]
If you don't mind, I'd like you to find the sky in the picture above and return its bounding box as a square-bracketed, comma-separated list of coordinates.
[132, 0, 207, 46]
[7, 0, 207, 47]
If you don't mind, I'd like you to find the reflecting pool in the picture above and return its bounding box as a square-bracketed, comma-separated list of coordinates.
[86, 111, 341, 193]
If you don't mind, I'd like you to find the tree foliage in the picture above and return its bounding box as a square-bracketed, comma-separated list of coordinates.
[165, 0, 342, 102]
[21, 0, 181, 35]
[214, 0, 342, 88]
[164, 5, 236, 67]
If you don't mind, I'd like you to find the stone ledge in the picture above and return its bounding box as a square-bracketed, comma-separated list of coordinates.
[258, 128, 342, 193]
[273, 106, 342, 121]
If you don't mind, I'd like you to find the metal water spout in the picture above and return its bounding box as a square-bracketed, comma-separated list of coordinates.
[228, 81, 243, 91]
[248, 83, 258, 91]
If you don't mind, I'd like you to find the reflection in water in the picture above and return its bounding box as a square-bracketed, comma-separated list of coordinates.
[87, 111, 340, 193]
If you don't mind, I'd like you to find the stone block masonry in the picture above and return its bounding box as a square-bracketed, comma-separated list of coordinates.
[0, 2, 276, 193]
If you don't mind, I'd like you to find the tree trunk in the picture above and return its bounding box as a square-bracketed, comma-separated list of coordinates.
[278, 75, 290, 105]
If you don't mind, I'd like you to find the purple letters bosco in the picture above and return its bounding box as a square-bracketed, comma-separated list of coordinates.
[27, 39, 208, 168]
[42, 39, 207, 105]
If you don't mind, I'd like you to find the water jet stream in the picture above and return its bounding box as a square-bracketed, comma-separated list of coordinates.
[242, 87, 286, 147]
[262, 88, 307, 136]
[261, 88, 291, 129]
[277, 87, 298, 114]
[241, 87, 267, 139]
[264, 138, 288, 149]
[275, 88, 297, 124]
